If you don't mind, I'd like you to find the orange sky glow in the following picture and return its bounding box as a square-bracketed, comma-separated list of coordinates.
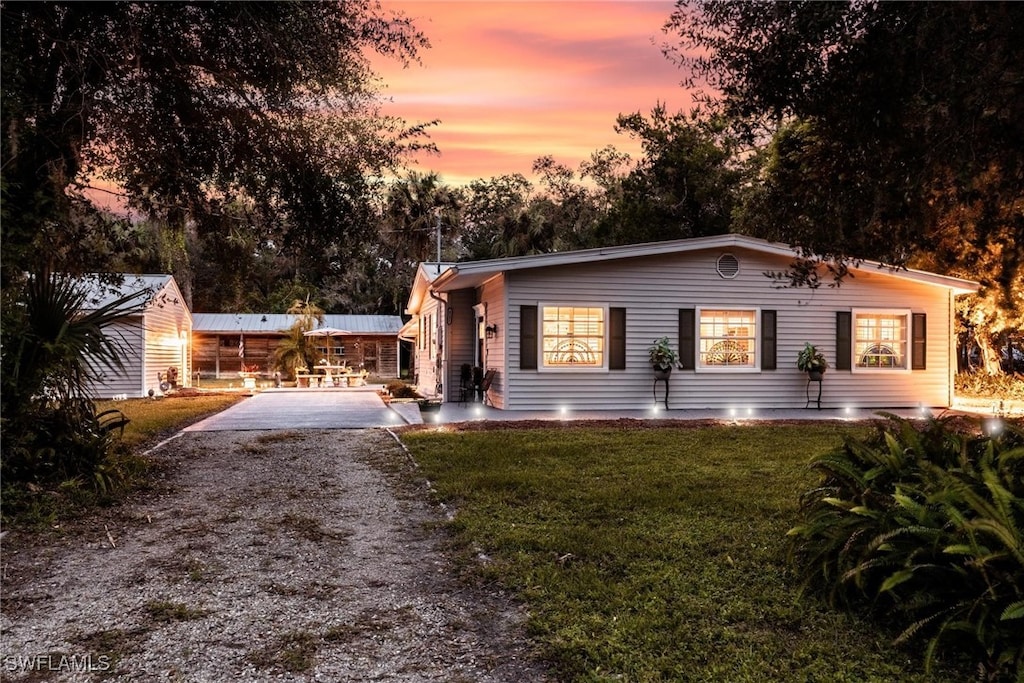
[374, 1, 695, 186]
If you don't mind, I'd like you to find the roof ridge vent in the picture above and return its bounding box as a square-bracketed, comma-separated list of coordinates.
[716, 253, 740, 279]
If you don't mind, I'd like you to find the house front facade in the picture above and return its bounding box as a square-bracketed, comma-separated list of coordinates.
[404, 235, 979, 410]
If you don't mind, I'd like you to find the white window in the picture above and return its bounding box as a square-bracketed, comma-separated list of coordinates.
[698, 308, 757, 370]
[854, 310, 909, 370]
[541, 305, 605, 369]
[317, 345, 344, 359]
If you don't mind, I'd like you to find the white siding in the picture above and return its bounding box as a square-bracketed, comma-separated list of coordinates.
[87, 319, 145, 398]
[86, 278, 192, 398]
[504, 247, 956, 410]
[413, 296, 443, 398]
[142, 279, 192, 395]
[478, 275, 507, 408]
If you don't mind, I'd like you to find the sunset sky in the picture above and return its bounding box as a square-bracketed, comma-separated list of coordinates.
[374, 0, 693, 186]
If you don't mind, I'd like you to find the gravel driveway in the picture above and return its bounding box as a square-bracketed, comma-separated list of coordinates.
[0, 429, 549, 682]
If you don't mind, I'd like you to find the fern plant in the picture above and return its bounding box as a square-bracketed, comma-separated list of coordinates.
[789, 414, 1024, 681]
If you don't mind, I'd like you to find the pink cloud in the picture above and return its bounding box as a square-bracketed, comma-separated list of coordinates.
[375, 1, 696, 186]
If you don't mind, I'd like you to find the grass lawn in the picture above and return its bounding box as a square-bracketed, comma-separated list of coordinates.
[96, 393, 245, 448]
[401, 422, 969, 682]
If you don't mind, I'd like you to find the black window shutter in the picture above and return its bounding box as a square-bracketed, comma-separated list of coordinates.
[912, 313, 926, 370]
[678, 309, 696, 370]
[836, 311, 852, 371]
[609, 307, 626, 370]
[761, 310, 777, 370]
[520, 305, 538, 370]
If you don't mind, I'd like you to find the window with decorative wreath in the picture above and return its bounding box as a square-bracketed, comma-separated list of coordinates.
[541, 305, 606, 369]
[698, 308, 757, 369]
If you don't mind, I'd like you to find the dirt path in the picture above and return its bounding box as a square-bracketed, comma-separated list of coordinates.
[1, 429, 549, 682]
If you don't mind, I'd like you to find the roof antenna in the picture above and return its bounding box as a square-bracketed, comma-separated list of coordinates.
[435, 210, 442, 266]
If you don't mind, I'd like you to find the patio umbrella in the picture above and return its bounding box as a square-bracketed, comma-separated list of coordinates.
[303, 327, 352, 364]
[302, 326, 352, 338]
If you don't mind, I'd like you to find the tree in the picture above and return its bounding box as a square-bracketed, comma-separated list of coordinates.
[1, 273, 147, 486]
[380, 171, 462, 267]
[666, 1, 1024, 368]
[530, 156, 603, 251]
[272, 298, 325, 380]
[597, 106, 742, 245]
[458, 174, 535, 260]
[1, 1, 430, 298]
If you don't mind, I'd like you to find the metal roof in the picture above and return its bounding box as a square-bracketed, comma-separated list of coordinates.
[428, 234, 980, 294]
[75, 274, 186, 313]
[192, 313, 403, 335]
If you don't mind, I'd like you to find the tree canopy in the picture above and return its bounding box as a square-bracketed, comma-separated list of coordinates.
[666, 0, 1023, 331]
[1, 1, 430, 293]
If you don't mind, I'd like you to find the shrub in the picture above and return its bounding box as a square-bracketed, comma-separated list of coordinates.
[1, 271, 144, 505]
[385, 380, 420, 399]
[789, 414, 1024, 681]
[1, 398, 130, 486]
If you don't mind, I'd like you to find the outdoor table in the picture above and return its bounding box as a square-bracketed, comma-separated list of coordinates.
[316, 365, 350, 386]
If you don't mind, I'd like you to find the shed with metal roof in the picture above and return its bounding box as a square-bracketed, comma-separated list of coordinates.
[191, 313, 403, 379]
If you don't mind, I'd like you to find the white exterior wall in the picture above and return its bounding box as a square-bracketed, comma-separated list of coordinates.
[88, 318, 145, 398]
[86, 278, 192, 398]
[141, 280, 192, 396]
[478, 275, 507, 408]
[413, 295, 444, 398]
[503, 247, 957, 410]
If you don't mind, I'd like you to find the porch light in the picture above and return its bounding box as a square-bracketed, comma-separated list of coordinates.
[485, 323, 499, 339]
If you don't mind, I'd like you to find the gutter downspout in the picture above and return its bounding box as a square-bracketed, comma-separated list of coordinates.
[428, 289, 448, 400]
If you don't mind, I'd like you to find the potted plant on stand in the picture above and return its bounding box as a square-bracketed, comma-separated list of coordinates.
[797, 343, 828, 380]
[649, 337, 679, 380]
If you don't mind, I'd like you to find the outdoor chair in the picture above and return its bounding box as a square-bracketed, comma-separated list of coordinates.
[479, 369, 497, 406]
[458, 364, 473, 405]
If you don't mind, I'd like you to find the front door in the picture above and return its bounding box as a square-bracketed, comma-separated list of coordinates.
[362, 341, 379, 374]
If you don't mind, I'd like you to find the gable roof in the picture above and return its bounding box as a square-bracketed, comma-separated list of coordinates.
[192, 313, 403, 335]
[424, 234, 979, 295]
[79, 274, 187, 313]
[405, 262, 455, 314]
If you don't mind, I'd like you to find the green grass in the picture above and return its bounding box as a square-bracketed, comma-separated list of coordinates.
[95, 393, 244, 448]
[402, 422, 969, 682]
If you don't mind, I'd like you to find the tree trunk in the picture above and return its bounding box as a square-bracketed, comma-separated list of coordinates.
[973, 328, 1002, 375]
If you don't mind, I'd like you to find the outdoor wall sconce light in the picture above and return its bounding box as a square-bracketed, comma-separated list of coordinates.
[485, 324, 499, 339]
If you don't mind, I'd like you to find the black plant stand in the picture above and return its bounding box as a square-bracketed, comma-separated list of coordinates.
[653, 376, 670, 409]
[805, 375, 823, 410]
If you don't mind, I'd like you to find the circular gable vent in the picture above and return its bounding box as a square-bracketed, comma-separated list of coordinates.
[716, 253, 740, 279]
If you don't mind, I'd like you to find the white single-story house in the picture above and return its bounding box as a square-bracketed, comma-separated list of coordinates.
[82, 274, 193, 399]
[191, 314, 404, 378]
[402, 234, 979, 410]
